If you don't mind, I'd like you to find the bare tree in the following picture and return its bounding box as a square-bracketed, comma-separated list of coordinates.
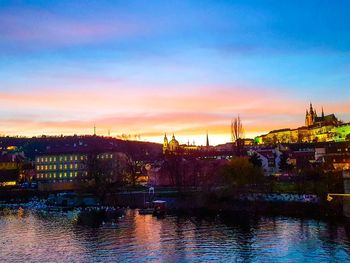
[231, 115, 244, 144]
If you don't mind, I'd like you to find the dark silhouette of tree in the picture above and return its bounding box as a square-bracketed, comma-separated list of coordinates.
[220, 157, 264, 187]
[249, 152, 262, 168]
[231, 115, 244, 144]
[279, 152, 294, 172]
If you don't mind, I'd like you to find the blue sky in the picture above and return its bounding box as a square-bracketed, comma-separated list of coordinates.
[0, 0, 349, 144]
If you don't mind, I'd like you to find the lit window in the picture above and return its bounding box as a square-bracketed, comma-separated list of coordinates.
[70, 156, 73, 161]
[45, 165, 48, 170]
[45, 158, 48, 162]
[64, 164, 67, 169]
[59, 156, 63, 161]
[54, 157, 57, 161]
[70, 172, 73, 177]
[59, 173, 62, 178]
[53, 165, 56, 169]
[49, 157, 52, 162]
[74, 164, 78, 169]
[37, 157, 40, 162]
[70, 164, 73, 169]
[74, 172, 78, 177]
[64, 172, 67, 177]
[49, 165, 52, 170]
[80, 156, 84, 161]
[53, 173, 56, 178]
[75, 155, 78, 161]
[64, 156, 67, 161]
[59, 164, 63, 170]
[41, 158, 44, 162]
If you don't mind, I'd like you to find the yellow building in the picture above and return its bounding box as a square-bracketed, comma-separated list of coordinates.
[256, 104, 350, 144]
[163, 133, 203, 154]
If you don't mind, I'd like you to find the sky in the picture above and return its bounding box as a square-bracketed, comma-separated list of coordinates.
[1, 0, 350, 145]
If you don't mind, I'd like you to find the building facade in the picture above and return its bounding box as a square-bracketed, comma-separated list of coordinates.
[256, 104, 350, 144]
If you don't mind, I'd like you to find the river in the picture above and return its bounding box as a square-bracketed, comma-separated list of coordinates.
[0, 209, 350, 262]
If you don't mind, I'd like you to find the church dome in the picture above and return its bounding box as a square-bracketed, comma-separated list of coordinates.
[169, 134, 179, 151]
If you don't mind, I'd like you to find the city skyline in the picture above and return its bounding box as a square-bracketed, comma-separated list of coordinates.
[1, 1, 350, 145]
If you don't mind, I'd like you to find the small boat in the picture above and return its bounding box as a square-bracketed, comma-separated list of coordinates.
[139, 207, 154, 215]
[152, 200, 167, 216]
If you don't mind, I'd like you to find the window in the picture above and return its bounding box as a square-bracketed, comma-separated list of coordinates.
[74, 172, 78, 177]
[80, 156, 84, 161]
[41, 158, 44, 162]
[59, 164, 63, 170]
[53, 165, 56, 169]
[49, 157, 52, 162]
[75, 155, 78, 161]
[64, 156, 67, 161]
[70, 156, 73, 161]
[45, 165, 48, 170]
[59, 173, 62, 178]
[70, 172, 73, 177]
[64, 172, 67, 177]
[74, 164, 78, 169]
[69, 164, 73, 169]
[64, 164, 67, 169]
[59, 156, 63, 161]
[53, 157, 57, 162]
[45, 158, 48, 162]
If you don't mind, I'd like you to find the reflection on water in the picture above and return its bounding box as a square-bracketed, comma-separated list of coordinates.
[0, 209, 350, 262]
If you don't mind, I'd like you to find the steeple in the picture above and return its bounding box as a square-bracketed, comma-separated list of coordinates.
[206, 131, 209, 147]
[322, 107, 325, 118]
[93, 124, 96, 136]
[163, 133, 169, 154]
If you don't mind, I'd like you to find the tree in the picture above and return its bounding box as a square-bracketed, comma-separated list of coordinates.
[279, 152, 294, 172]
[220, 157, 264, 187]
[231, 115, 244, 144]
[249, 152, 262, 168]
[86, 151, 127, 203]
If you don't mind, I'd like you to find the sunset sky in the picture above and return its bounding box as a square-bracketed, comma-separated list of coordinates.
[1, 1, 350, 145]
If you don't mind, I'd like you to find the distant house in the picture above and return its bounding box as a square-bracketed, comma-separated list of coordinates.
[0, 150, 24, 187]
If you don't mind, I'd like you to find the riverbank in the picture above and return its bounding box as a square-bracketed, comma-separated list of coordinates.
[0, 188, 346, 221]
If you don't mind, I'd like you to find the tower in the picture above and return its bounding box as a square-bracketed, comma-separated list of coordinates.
[322, 107, 325, 119]
[163, 133, 169, 154]
[206, 131, 209, 148]
[93, 124, 96, 136]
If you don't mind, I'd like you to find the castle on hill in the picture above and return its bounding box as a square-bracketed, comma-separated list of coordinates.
[256, 103, 350, 144]
[305, 103, 339, 127]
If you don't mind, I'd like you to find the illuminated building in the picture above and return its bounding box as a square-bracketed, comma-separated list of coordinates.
[256, 103, 350, 144]
[35, 152, 115, 183]
[0, 150, 24, 187]
[163, 133, 209, 155]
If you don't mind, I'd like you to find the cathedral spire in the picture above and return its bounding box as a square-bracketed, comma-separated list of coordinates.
[206, 131, 209, 147]
[322, 107, 325, 118]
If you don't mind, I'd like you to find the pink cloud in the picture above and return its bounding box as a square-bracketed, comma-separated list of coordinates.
[0, 8, 145, 48]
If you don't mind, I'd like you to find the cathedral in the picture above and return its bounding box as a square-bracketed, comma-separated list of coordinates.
[305, 103, 339, 127]
[256, 103, 350, 144]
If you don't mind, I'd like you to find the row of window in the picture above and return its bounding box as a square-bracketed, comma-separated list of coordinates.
[36, 171, 89, 179]
[36, 154, 114, 163]
[36, 163, 85, 171]
[36, 155, 86, 163]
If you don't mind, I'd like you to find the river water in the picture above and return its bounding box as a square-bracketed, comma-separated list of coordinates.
[0, 209, 350, 262]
